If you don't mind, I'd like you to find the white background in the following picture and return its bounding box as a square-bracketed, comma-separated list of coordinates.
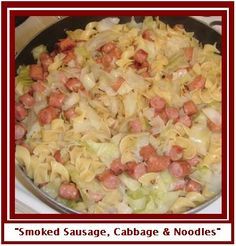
[4, 223, 232, 242]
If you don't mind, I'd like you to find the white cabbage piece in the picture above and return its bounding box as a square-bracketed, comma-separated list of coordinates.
[190, 164, 221, 194]
[62, 92, 80, 111]
[142, 16, 157, 30]
[120, 133, 150, 163]
[117, 82, 133, 95]
[123, 68, 149, 92]
[119, 174, 141, 191]
[127, 16, 142, 29]
[135, 38, 157, 60]
[165, 36, 191, 58]
[86, 140, 120, 165]
[202, 107, 221, 126]
[127, 196, 147, 211]
[31, 44, 47, 60]
[116, 46, 134, 68]
[16, 65, 34, 92]
[48, 53, 65, 72]
[26, 121, 41, 139]
[62, 67, 81, 79]
[86, 30, 119, 52]
[123, 92, 137, 117]
[164, 52, 189, 73]
[80, 68, 96, 90]
[116, 202, 133, 213]
[97, 17, 120, 32]
[189, 124, 211, 156]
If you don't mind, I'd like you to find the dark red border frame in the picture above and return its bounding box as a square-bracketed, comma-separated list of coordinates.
[1, 1, 234, 244]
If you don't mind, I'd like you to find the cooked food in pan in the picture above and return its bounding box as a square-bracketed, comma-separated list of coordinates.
[15, 17, 221, 213]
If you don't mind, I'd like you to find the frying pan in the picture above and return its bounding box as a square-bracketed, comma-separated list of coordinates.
[15, 16, 222, 214]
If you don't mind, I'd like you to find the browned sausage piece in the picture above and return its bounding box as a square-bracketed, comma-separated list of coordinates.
[110, 158, 125, 175]
[168, 161, 191, 178]
[188, 75, 206, 91]
[48, 91, 65, 108]
[97, 170, 120, 189]
[183, 47, 193, 62]
[19, 93, 35, 108]
[170, 179, 186, 191]
[15, 124, 27, 140]
[32, 80, 46, 93]
[147, 155, 171, 172]
[125, 162, 147, 180]
[101, 53, 113, 71]
[165, 107, 179, 122]
[54, 150, 65, 164]
[38, 106, 60, 125]
[64, 107, 76, 121]
[101, 42, 116, 53]
[185, 179, 202, 192]
[112, 77, 125, 91]
[186, 155, 200, 166]
[65, 78, 84, 92]
[150, 96, 166, 113]
[59, 182, 80, 200]
[87, 190, 104, 202]
[129, 119, 142, 133]
[155, 109, 169, 124]
[133, 49, 148, 64]
[57, 38, 76, 52]
[169, 145, 183, 161]
[40, 52, 53, 71]
[63, 50, 76, 64]
[15, 103, 27, 121]
[29, 64, 44, 81]
[142, 29, 154, 41]
[178, 114, 192, 127]
[207, 119, 221, 132]
[110, 47, 122, 60]
[183, 100, 198, 116]
[139, 145, 156, 161]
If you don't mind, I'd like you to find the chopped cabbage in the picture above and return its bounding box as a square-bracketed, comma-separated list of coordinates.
[16, 65, 34, 92]
[189, 124, 211, 156]
[202, 107, 221, 125]
[80, 68, 96, 90]
[86, 140, 120, 165]
[31, 44, 47, 60]
[97, 17, 120, 32]
[86, 31, 119, 52]
[120, 174, 141, 191]
[48, 53, 65, 72]
[123, 92, 137, 117]
[143, 16, 157, 30]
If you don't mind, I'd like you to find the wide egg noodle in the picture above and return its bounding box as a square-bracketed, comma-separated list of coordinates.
[15, 145, 31, 176]
[34, 162, 51, 185]
[120, 133, 149, 163]
[169, 197, 196, 213]
[175, 136, 197, 159]
[50, 160, 70, 183]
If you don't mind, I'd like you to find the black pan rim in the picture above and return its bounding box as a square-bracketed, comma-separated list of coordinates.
[15, 16, 221, 65]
